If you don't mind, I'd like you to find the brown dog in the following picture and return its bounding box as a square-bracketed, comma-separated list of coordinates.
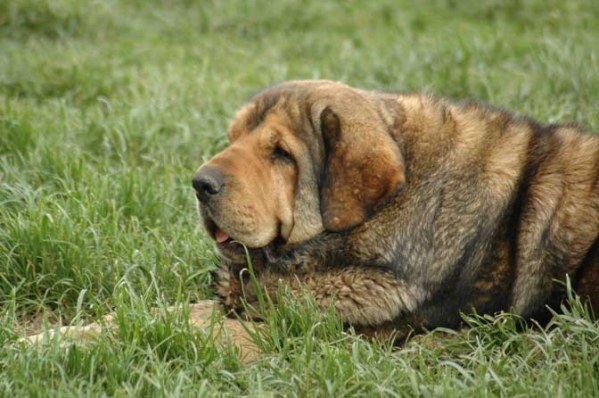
[193, 80, 599, 338]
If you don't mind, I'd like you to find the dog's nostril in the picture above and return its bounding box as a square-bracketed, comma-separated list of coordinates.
[192, 168, 224, 201]
[193, 176, 220, 195]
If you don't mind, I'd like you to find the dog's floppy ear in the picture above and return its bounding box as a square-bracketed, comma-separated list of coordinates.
[313, 97, 405, 231]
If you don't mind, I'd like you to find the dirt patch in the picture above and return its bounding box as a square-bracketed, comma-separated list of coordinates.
[20, 300, 262, 364]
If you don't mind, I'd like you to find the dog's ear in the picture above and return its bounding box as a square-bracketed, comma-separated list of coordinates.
[314, 99, 405, 231]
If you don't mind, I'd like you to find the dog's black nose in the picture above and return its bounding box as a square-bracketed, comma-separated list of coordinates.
[192, 167, 224, 202]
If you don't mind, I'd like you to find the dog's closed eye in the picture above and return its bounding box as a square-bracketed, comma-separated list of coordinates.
[271, 145, 294, 164]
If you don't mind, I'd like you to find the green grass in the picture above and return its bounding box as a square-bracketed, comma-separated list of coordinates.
[1, 0, 599, 396]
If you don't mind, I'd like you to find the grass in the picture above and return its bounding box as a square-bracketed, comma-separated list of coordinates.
[1, 0, 598, 396]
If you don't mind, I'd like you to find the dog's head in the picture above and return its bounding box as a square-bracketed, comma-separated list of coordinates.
[193, 80, 405, 260]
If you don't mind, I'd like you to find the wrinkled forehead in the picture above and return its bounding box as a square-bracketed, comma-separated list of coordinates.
[227, 80, 352, 139]
[227, 89, 316, 142]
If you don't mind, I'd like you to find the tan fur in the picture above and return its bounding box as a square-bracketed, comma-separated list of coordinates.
[194, 80, 599, 338]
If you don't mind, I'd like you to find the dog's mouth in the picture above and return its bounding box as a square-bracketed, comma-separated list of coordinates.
[203, 215, 234, 245]
[214, 227, 232, 244]
[202, 213, 284, 253]
[201, 213, 288, 266]
[214, 229, 233, 244]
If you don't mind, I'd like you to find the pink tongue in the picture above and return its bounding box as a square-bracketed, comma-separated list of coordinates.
[215, 229, 230, 244]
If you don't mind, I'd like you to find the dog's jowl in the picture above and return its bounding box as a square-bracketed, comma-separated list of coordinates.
[193, 80, 599, 338]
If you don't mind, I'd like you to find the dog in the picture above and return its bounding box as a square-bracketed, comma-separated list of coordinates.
[193, 80, 599, 339]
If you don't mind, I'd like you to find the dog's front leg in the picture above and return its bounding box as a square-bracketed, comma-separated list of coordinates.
[259, 237, 425, 329]
[216, 234, 425, 332]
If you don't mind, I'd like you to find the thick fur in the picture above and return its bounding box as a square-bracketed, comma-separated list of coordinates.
[194, 80, 599, 338]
